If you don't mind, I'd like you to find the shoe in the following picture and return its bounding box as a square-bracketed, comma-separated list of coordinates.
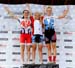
[20, 65, 23, 68]
[32, 61, 35, 64]
[27, 61, 30, 64]
[40, 61, 43, 64]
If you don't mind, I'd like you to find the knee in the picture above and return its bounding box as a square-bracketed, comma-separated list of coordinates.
[20, 47, 25, 52]
[38, 46, 42, 51]
[52, 43, 56, 49]
[32, 45, 36, 51]
[27, 48, 30, 52]
[21, 48, 25, 52]
[47, 46, 51, 50]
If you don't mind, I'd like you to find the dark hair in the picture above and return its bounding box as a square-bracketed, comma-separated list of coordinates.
[22, 10, 29, 19]
[22, 16, 24, 19]
[23, 10, 29, 13]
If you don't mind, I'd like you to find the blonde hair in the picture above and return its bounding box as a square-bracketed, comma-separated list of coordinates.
[34, 12, 41, 20]
[46, 6, 52, 10]
[34, 12, 41, 16]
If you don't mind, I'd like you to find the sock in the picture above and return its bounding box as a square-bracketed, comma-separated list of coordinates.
[53, 56, 56, 63]
[48, 56, 52, 62]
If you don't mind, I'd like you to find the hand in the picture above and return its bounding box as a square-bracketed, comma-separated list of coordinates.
[26, 4, 32, 16]
[26, 3, 30, 9]
[67, 5, 69, 9]
[3, 5, 12, 15]
[3, 5, 18, 20]
[43, 5, 46, 14]
[64, 5, 69, 11]
[3, 5, 10, 12]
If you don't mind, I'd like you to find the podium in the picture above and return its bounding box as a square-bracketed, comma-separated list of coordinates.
[22, 64, 59, 68]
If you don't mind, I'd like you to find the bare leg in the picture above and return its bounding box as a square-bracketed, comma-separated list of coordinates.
[27, 45, 31, 64]
[46, 43, 52, 63]
[32, 44, 36, 63]
[47, 44, 51, 57]
[38, 44, 43, 64]
[52, 42, 56, 63]
[20, 44, 25, 64]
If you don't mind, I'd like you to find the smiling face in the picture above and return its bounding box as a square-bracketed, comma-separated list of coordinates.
[23, 10, 29, 19]
[46, 7, 52, 16]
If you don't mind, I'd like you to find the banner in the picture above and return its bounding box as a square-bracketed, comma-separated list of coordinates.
[0, 4, 75, 68]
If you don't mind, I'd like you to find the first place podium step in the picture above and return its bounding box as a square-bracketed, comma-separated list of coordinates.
[22, 64, 59, 68]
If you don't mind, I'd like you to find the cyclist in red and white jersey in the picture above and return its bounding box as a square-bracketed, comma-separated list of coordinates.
[4, 5, 32, 64]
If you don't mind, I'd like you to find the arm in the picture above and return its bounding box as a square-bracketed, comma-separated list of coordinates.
[26, 4, 32, 16]
[40, 16, 44, 28]
[42, 5, 46, 15]
[57, 6, 69, 19]
[3, 5, 19, 20]
[26, 4, 35, 26]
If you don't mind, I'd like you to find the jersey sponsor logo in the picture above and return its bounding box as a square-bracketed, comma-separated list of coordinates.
[21, 20, 31, 28]
[44, 17, 54, 30]
[20, 20, 32, 34]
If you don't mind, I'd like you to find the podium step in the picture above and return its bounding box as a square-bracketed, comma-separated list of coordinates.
[22, 64, 59, 68]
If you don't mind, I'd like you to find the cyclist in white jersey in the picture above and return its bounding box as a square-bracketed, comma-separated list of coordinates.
[27, 4, 44, 64]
